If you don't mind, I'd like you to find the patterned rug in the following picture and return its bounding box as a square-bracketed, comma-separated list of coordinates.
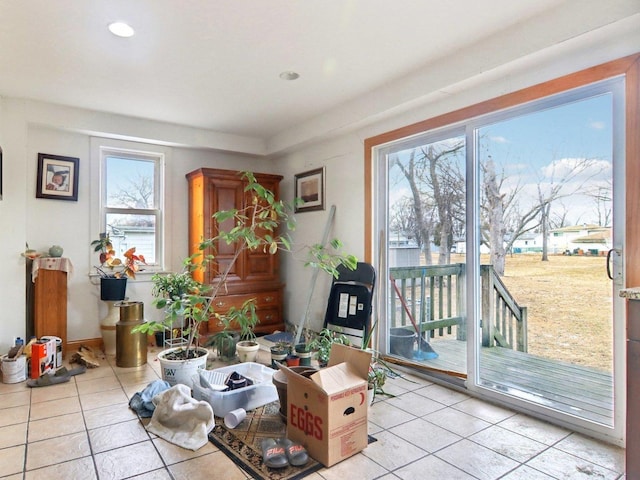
[209, 401, 322, 480]
[208, 401, 376, 480]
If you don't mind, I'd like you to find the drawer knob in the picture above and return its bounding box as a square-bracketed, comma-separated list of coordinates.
[265, 296, 274, 302]
[216, 301, 225, 307]
[265, 314, 273, 321]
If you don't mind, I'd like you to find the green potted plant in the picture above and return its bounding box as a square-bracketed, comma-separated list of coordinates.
[269, 340, 291, 368]
[134, 172, 357, 384]
[91, 233, 146, 301]
[367, 361, 393, 404]
[212, 299, 260, 362]
[308, 327, 350, 367]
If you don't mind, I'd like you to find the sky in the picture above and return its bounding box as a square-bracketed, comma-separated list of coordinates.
[389, 89, 615, 231]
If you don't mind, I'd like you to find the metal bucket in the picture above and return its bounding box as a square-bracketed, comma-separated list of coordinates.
[116, 301, 147, 367]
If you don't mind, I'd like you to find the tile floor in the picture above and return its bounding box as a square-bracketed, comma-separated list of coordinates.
[0, 347, 626, 480]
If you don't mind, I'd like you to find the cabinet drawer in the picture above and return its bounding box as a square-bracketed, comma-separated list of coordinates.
[211, 290, 280, 312]
[209, 308, 280, 331]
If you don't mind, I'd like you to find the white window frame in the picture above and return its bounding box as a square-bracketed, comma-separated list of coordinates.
[90, 137, 169, 276]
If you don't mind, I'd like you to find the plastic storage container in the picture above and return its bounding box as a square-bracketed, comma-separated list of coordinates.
[192, 362, 278, 417]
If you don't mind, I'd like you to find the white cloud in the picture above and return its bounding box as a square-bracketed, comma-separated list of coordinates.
[589, 121, 606, 130]
[490, 135, 509, 143]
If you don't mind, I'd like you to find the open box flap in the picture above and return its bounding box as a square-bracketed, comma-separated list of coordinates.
[327, 343, 371, 379]
[310, 362, 364, 394]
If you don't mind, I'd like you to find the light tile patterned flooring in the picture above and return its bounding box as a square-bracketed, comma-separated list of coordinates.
[0, 347, 626, 479]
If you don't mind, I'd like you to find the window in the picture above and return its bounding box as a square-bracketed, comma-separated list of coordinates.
[91, 139, 165, 271]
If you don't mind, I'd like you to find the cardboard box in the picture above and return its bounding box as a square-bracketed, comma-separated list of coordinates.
[30, 338, 56, 379]
[281, 343, 372, 467]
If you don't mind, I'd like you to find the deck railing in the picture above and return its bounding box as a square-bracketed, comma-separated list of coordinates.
[480, 264, 528, 352]
[389, 263, 527, 352]
[390, 264, 466, 341]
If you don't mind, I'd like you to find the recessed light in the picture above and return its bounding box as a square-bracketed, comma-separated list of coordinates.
[279, 71, 300, 81]
[108, 22, 135, 38]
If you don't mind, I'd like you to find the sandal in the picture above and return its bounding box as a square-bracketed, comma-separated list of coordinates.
[261, 438, 288, 469]
[280, 438, 309, 467]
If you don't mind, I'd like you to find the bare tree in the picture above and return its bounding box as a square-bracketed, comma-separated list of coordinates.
[390, 140, 465, 265]
[535, 157, 605, 261]
[109, 171, 153, 208]
[390, 151, 435, 264]
[483, 156, 507, 274]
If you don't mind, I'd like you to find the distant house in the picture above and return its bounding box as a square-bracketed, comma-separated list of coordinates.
[549, 224, 611, 255]
[510, 232, 543, 254]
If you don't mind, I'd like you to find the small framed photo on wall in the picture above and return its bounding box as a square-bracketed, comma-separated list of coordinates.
[36, 153, 79, 201]
[294, 167, 325, 213]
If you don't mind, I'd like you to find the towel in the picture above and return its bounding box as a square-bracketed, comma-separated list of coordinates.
[146, 384, 214, 450]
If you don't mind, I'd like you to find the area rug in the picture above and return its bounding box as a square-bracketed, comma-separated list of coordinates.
[208, 401, 377, 480]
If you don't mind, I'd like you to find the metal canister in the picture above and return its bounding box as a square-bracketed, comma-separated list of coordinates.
[116, 301, 147, 367]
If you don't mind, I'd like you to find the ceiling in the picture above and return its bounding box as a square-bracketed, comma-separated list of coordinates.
[1, 1, 639, 153]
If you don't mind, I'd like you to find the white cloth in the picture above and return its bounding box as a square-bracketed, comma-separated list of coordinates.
[146, 384, 214, 451]
[31, 257, 74, 281]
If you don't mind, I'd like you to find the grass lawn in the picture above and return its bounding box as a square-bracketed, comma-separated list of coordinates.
[497, 253, 612, 371]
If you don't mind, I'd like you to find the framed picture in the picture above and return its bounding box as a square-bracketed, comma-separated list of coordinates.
[36, 153, 79, 201]
[295, 167, 325, 213]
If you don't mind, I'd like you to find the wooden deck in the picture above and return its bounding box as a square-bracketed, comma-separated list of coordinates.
[402, 339, 614, 426]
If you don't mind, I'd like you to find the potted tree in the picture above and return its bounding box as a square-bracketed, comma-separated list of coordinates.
[134, 171, 357, 385]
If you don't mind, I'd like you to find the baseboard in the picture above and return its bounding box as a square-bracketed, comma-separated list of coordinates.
[66, 338, 103, 354]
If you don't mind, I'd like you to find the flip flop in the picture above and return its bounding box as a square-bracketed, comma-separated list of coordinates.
[280, 438, 309, 467]
[261, 438, 288, 469]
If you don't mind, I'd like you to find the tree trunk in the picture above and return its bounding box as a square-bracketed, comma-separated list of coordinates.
[484, 157, 506, 275]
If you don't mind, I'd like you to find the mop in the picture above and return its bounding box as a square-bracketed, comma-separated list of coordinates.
[390, 274, 438, 360]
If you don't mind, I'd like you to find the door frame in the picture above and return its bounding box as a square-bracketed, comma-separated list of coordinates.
[365, 54, 640, 446]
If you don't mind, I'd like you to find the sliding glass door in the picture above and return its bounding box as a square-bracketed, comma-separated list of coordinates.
[373, 76, 625, 440]
[384, 132, 467, 376]
[472, 81, 623, 434]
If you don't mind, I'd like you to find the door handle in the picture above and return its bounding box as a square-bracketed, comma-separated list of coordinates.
[606, 249, 614, 280]
[607, 248, 622, 281]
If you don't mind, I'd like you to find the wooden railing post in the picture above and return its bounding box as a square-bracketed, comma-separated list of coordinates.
[481, 265, 493, 347]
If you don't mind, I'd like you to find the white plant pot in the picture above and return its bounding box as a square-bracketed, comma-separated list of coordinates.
[367, 388, 375, 406]
[157, 346, 208, 389]
[236, 340, 260, 363]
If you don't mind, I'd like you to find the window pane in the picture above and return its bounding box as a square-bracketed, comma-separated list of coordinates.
[386, 134, 467, 375]
[105, 213, 156, 264]
[105, 156, 156, 208]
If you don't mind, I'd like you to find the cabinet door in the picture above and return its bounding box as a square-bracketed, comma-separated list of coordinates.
[206, 176, 245, 285]
[244, 175, 281, 283]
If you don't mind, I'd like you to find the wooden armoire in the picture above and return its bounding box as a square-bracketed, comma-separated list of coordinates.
[186, 168, 284, 335]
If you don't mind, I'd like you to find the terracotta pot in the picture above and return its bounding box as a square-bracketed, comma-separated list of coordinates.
[272, 366, 318, 420]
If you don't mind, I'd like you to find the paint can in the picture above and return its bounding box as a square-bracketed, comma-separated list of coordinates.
[1, 354, 27, 383]
[40, 336, 63, 368]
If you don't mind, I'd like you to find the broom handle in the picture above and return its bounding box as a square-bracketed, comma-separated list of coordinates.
[293, 205, 336, 346]
[389, 274, 422, 337]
